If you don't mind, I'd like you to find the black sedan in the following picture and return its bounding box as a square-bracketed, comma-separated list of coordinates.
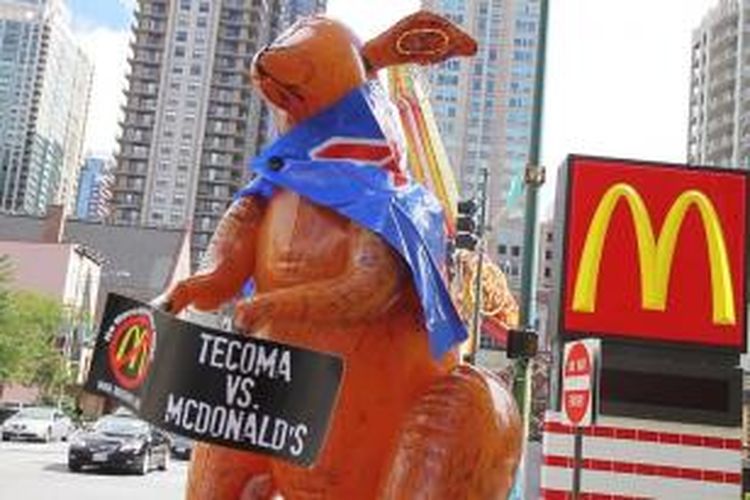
[169, 433, 194, 460]
[67, 414, 170, 474]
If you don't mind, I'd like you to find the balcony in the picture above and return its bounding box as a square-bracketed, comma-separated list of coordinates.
[120, 115, 155, 129]
[218, 27, 253, 41]
[220, 13, 253, 27]
[129, 50, 161, 66]
[205, 120, 241, 136]
[133, 19, 167, 35]
[201, 152, 233, 168]
[202, 138, 244, 155]
[222, 0, 254, 11]
[136, 4, 167, 20]
[117, 129, 152, 145]
[113, 178, 146, 193]
[215, 41, 244, 57]
[209, 89, 242, 104]
[130, 67, 160, 82]
[132, 36, 163, 51]
[211, 74, 244, 89]
[123, 83, 157, 98]
[112, 193, 142, 207]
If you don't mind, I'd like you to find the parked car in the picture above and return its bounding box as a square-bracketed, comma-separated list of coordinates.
[0, 401, 24, 425]
[169, 433, 194, 460]
[1, 406, 72, 442]
[67, 414, 170, 474]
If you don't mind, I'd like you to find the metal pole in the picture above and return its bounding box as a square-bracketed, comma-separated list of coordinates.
[572, 426, 583, 499]
[513, 0, 549, 495]
[515, 0, 549, 418]
[467, 167, 489, 365]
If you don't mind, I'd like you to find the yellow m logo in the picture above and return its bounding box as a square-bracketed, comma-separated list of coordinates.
[572, 183, 736, 325]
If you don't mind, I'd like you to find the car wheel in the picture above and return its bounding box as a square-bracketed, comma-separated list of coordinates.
[137, 452, 150, 475]
[1, 434, 8, 442]
[158, 451, 169, 471]
[68, 461, 81, 472]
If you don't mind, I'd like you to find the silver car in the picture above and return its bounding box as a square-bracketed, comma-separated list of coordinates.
[1, 406, 73, 442]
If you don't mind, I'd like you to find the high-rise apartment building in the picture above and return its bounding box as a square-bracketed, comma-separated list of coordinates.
[75, 156, 113, 221]
[0, 0, 92, 217]
[280, 0, 325, 29]
[112, 0, 276, 268]
[422, 0, 542, 284]
[687, 0, 749, 168]
[253, 0, 326, 151]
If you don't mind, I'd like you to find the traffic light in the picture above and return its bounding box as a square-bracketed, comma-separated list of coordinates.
[455, 199, 479, 250]
[507, 328, 538, 359]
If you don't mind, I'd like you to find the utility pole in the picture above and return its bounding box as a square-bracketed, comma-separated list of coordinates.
[514, 0, 550, 495]
[467, 167, 489, 365]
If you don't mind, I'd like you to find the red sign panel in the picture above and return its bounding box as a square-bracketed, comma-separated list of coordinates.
[562, 156, 748, 350]
[562, 339, 599, 426]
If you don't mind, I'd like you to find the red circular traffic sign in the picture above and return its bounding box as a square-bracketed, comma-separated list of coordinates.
[563, 341, 593, 426]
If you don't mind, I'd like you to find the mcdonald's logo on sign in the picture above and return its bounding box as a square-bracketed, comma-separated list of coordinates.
[562, 156, 748, 350]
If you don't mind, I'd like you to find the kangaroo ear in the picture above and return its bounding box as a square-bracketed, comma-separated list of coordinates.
[361, 11, 478, 74]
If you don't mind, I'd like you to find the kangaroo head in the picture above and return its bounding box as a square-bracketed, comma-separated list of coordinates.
[249, 11, 477, 133]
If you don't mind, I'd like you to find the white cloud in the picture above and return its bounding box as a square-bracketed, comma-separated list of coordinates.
[539, 0, 717, 215]
[75, 26, 130, 158]
[327, 0, 418, 41]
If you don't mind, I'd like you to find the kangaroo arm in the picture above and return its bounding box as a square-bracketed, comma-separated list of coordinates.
[238, 227, 404, 327]
[167, 196, 266, 313]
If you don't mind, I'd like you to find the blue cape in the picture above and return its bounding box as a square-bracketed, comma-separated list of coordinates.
[238, 85, 467, 359]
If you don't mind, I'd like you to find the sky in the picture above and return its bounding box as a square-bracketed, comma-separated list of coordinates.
[69, 0, 719, 214]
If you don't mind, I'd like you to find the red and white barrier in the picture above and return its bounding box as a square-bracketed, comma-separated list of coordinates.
[540, 411, 742, 499]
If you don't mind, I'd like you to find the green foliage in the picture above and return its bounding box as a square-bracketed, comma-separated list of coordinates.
[0, 256, 70, 400]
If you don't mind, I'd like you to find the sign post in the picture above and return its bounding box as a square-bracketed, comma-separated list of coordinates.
[562, 338, 600, 499]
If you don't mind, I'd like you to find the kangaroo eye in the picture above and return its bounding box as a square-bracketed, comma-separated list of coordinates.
[273, 26, 316, 49]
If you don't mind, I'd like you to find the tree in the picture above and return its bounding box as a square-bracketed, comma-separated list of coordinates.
[0, 255, 69, 401]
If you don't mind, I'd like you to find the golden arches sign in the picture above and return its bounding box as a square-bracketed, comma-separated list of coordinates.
[572, 182, 736, 325]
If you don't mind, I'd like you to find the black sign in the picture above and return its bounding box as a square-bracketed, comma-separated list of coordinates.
[85, 294, 344, 467]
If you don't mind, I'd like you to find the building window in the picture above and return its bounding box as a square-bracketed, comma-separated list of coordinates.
[498, 244, 507, 255]
[545, 250, 552, 260]
[511, 245, 520, 257]
[190, 65, 202, 76]
[175, 46, 186, 58]
[543, 267, 551, 278]
[176, 30, 188, 42]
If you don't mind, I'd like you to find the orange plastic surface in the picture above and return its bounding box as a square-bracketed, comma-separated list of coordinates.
[164, 11, 521, 499]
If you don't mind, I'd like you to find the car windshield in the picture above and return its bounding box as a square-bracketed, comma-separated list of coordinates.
[15, 407, 54, 420]
[93, 417, 148, 436]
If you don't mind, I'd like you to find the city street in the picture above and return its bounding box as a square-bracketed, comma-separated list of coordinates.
[0, 440, 189, 499]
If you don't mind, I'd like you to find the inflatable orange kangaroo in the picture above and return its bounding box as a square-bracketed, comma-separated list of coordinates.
[163, 11, 522, 500]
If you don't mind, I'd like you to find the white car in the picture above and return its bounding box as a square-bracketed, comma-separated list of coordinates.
[1, 406, 73, 442]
